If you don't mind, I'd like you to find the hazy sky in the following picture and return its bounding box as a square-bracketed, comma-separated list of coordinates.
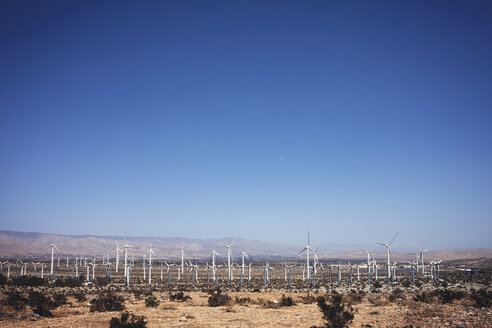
[1, 1, 491, 249]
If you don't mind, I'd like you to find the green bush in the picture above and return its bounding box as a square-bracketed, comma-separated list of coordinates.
[169, 291, 190, 302]
[315, 294, 354, 328]
[208, 288, 230, 307]
[3, 289, 67, 316]
[470, 289, 491, 308]
[55, 277, 82, 287]
[90, 292, 125, 312]
[144, 294, 159, 307]
[109, 311, 147, 328]
[29, 291, 53, 317]
[0, 273, 7, 285]
[4, 290, 26, 310]
[280, 295, 294, 306]
[11, 276, 45, 287]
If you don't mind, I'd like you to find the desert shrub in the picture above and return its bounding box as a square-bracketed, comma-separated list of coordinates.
[258, 298, 279, 308]
[235, 296, 253, 304]
[132, 290, 144, 300]
[300, 293, 317, 304]
[470, 289, 491, 308]
[28, 291, 53, 317]
[345, 290, 363, 304]
[95, 276, 109, 286]
[437, 289, 465, 304]
[55, 277, 82, 287]
[72, 291, 87, 302]
[208, 288, 231, 307]
[315, 294, 354, 328]
[3, 289, 65, 316]
[401, 279, 411, 288]
[169, 291, 190, 302]
[372, 280, 382, 289]
[90, 292, 125, 312]
[52, 292, 69, 307]
[413, 289, 466, 305]
[368, 294, 388, 306]
[109, 311, 147, 328]
[144, 294, 159, 307]
[10, 275, 45, 287]
[280, 295, 294, 306]
[0, 273, 7, 285]
[4, 290, 26, 310]
[388, 288, 404, 303]
[413, 291, 434, 303]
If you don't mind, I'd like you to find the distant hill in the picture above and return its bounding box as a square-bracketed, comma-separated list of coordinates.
[0, 230, 491, 263]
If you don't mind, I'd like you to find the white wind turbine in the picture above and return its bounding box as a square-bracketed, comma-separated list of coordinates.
[123, 240, 138, 277]
[359, 249, 372, 274]
[221, 240, 236, 281]
[148, 246, 155, 285]
[211, 250, 220, 281]
[376, 232, 398, 284]
[299, 232, 314, 281]
[115, 244, 123, 273]
[240, 251, 248, 275]
[415, 245, 430, 274]
[49, 244, 61, 277]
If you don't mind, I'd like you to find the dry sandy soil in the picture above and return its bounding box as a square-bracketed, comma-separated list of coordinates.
[1, 289, 491, 328]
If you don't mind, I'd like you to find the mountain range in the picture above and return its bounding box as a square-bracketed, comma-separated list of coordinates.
[1, 230, 491, 263]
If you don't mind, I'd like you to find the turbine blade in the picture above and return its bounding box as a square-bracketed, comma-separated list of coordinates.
[389, 232, 398, 245]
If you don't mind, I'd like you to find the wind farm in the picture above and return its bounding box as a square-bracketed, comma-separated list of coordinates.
[0, 230, 491, 327]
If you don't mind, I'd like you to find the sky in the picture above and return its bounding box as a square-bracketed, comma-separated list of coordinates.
[0, 1, 491, 250]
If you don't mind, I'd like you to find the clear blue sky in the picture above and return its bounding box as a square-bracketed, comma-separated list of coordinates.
[1, 1, 491, 249]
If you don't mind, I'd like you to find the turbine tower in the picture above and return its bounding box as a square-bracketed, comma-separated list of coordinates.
[115, 244, 123, 273]
[415, 245, 430, 274]
[148, 246, 155, 285]
[49, 244, 60, 277]
[221, 240, 236, 281]
[377, 232, 398, 284]
[211, 250, 220, 281]
[299, 232, 314, 281]
[123, 240, 138, 278]
[240, 251, 248, 275]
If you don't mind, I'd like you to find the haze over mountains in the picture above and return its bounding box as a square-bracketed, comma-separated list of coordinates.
[1, 230, 491, 263]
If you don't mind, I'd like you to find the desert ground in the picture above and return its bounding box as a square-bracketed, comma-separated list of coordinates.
[0, 264, 491, 327]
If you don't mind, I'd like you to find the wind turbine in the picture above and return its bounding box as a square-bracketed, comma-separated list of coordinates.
[359, 248, 372, 274]
[143, 254, 147, 280]
[221, 240, 236, 281]
[164, 262, 175, 286]
[408, 261, 417, 285]
[240, 251, 248, 275]
[115, 244, 123, 273]
[262, 262, 274, 286]
[211, 250, 220, 281]
[376, 232, 398, 284]
[299, 232, 314, 281]
[49, 244, 61, 278]
[435, 259, 442, 282]
[415, 245, 430, 275]
[31, 262, 41, 277]
[123, 240, 138, 278]
[148, 246, 155, 285]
